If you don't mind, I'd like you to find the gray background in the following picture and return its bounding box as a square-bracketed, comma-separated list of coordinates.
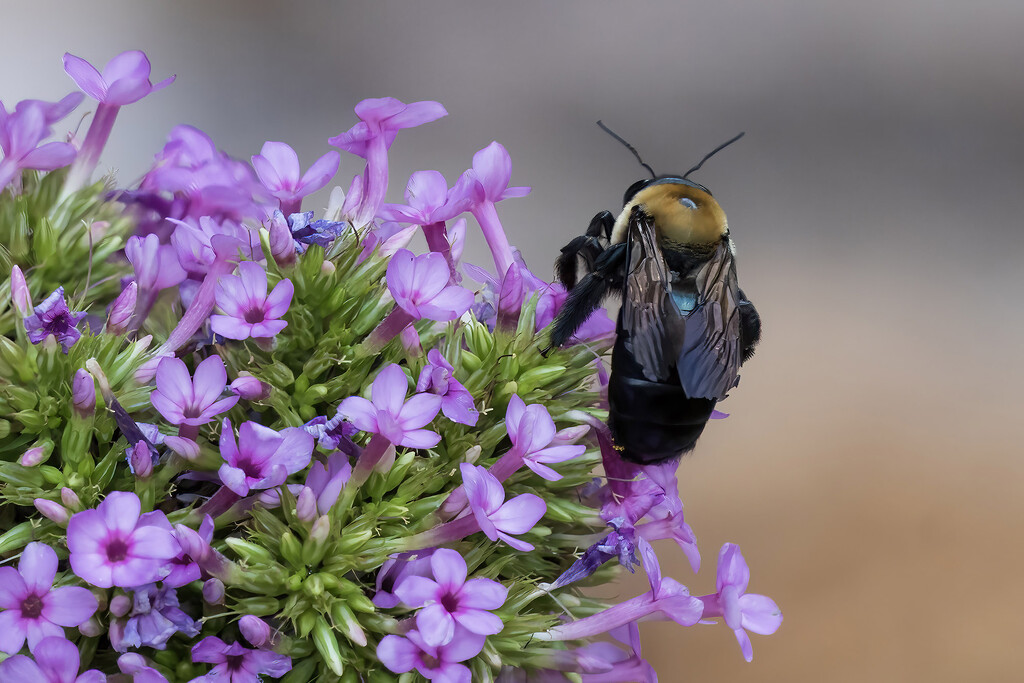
[4, 1, 1023, 680]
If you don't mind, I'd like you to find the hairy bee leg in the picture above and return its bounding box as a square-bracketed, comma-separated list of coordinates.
[737, 289, 760, 362]
[547, 242, 627, 350]
[554, 211, 615, 290]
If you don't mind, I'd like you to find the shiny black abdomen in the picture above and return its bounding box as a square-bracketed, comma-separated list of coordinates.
[607, 319, 717, 464]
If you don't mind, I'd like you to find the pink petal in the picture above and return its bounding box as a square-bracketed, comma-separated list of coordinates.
[258, 141, 301, 188]
[377, 634, 419, 674]
[734, 627, 754, 662]
[102, 50, 150, 82]
[386, 100, 447, 130]
[248, 320, 289, 338]
[385, 249, 416, 301]
[471, 142, 512, 201]
[405, 170, 448, 212]
[273, 427, 314, 474]
[430, 549, 467, 592]
[454, 608, 503, 636]
[20, 142, 76, 171]
[18, 542, 57, 594]
[411, 252, 450, 300]
[63, 53, 105, 100]
[504, 395, 525, 435]
[219, 464, 250, 495]
[438, 626, 486, 662]
[499, 185, 532, 200]
[263, 278, 294, 319]
[33, 635, 81, 680]
[397, 429, 442, 449]
[296, 150, 341, 196]
[416, 604, 456, 647]
[521, 460, 561, 481]
[417, 286, 474, 321]
[251, 153, 284, 193]
[490, 493, 545, 535]
[372, 364, 409, 417]
[397, 393, 442, 430]
[191, 636, 229, 664]
[27, 621, 65, 651]
[739, 594, 783, 635]
[0, 610, 27, 654]
[717, 543, 750, 594]
[196, 396, 239, 422]
[210, 315, 252, 341]
[104, 80, 152, 106]
[154, 357, 194, 408]
[495, 530, 534, 552]
[236, 261, 269, 302]
[191, 355, 228, 411]
[354, 97, 407, 126]
[460, 578, 507, 610]
[101, 491, 141, 534]
[41, 586, 98, 626]
[531, 444, 585, 464]
[338, 396, 379, 433]
[393, 576, 440, 607]
[0, 567, 27, 609]
[129, 524, 179, 560]
[215, 273, 249, 317]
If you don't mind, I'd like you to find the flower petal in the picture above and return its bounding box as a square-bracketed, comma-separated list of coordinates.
[489, 493, 545, 535]
[0, 610, 27, 655]
[0, 567, 27, 609]
[101, 491, 141, 534]
[338, 396, 378, 433]
[258, 141, 300, 188]
[454, 608, 504, 636]
[377, 634, 418, 674]
[460, 578, 507, 610]
[19, 542, 57, 594]
[41, 586, 98, 626]
[416, 603, 456, 647]
[263, 278, 294, 319]
[430, 549, 466, 592]
[372, 364, 409, 417]
[63, 53, 105, 100]
[296, 150, 341, 196]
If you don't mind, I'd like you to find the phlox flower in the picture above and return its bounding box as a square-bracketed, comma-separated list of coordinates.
[377, 625, 485, 683]
[63, 50, 174, 106]
[462, 463, 546, 551]
[577, 623, 658, 683]
[190, 636, 292, 682]
[251, 141, 340, 215]
[339, 363, 442, 449]
[373, 550, 436, 609]
[0, 636, 105, 683]
[117, 653, 170, 683]
[462, 141, 530, 275]
[23, 287, 86, 353]
[210, 260, 294, 340]
[698, 543, 783, 662]
[113, 583, 200, 652]
[0, 542, 98, 654]
[387, 249, 474, 322]
[66, 491, 179, 588]
[217, 418, 314, 496]
[125, 234, 187, 293]
[416, 349, 478, 426]
[150, 355, 238, 427]
[503, 395, 586, 481]
[394, 548, 507, 647]
[379, 169, 478, 226]
[0, 101, 77, 191]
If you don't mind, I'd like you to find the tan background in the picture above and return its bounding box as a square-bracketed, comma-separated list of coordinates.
[4, 1, 1023, 680]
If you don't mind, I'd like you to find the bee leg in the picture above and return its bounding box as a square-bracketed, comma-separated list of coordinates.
[547, 242, 627, 350]
[737, 289, 761, 362]
[555, 212, 616, 290]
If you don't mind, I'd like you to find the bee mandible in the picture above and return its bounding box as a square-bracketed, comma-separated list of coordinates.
[548, 123, 761, 464]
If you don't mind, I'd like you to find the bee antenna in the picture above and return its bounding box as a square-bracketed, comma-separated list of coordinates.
[683, 131, 745, 179]
[596, 120, 656, 179]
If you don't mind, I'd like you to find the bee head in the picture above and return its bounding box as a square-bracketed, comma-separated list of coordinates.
[611, 177, 727, 247]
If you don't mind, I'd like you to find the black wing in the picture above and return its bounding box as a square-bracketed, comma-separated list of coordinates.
[620, 207, 686, 382]
[675, 238, 743, 400]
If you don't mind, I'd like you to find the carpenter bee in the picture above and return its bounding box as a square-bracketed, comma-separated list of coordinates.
[548, 124, 761, 464]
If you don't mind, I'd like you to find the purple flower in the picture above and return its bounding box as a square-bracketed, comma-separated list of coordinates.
[23, 287, 86, 353]
[416, 349, 478, 426]
[461, 463, 546, 551]
[66, 491, 180, 588]
[394, 548, 507, 647]
[373, 550, 436, 609]
[0, 636, 105, 683]
[163, 515, 214, 588]
[117, 653, 171, 683]
[339, 363, 442, 449]
[301, 451, 352, 515]
[218, 418, 314, 496]
[239, 615, 272, 648]
[251, 141, 340, 215]
[463, 141, 530, 275]
[379, 169, 478, 226]
[9, 264, 32, 316]
[150, 355, 239, 427]
[636, 506, 700, 574]
[0, 543, 98, 654]
[698, 544, 782, 662]
[125, 234, 188, 292]
[116, 584, 200, 652]
[229, 374, 270, 401]
[577, 624, 657, 683]
[0, 102, 77, 191]
[503, 395, 586, 481]
[63, 50, 174, 106]
[329, 97, 447, 227]
[302, 413, 359, 454]
[284, 210, 348, 251]
[191, 636, 292, 682]
[387, 249, 474, 322]
[106, 281, 138, 334]
[71, 369, 95, 419]
[551, 523, 638, 590]
[210, 261, 294, 340]
[377, 625, 484, 683]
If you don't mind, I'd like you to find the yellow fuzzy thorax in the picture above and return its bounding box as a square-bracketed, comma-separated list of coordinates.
[610, 183, 728, 247]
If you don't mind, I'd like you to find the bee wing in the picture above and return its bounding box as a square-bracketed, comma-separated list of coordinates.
[676, 239, 743, 400]
[621, 208, 687, 382]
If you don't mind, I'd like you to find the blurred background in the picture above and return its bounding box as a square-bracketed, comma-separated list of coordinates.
[3, 1, 1023, 680]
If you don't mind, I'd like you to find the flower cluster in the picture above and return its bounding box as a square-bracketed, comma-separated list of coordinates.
[0, 49, 780, 682]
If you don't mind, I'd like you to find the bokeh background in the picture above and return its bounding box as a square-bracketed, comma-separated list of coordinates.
[4, 1, 1023, 681]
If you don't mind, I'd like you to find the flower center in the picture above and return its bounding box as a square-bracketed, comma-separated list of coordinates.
[440, 592, 460, 614]
[420, 653, 440, 670]
[234, 456, 263, 479]
[225, 654, 246, 672]
[183, 402, 203, 419]
[106, 537, 131, 563]
[20, 593, 44, 619]
[244, 307, 266, 324]
[44, 312, 74, 335]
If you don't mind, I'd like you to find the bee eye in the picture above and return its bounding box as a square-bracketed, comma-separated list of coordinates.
[678, 198, 698, 209]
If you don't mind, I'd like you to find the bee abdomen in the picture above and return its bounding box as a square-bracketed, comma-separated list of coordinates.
[608, 333, 716, 464]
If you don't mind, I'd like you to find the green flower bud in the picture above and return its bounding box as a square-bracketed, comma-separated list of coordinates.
[279, 531, 305, 570]
[311, 616, 345, 676]
[0, 521, 35, 554]
[329, 602, 367, 647]
[260, 362, 295, 389]
[233, 597, 281, 616]
[225, 537, 277, 565]
[296, 609, 318, 638]
[302, 515, 331, 567]
[280, 658, 319, 683]
[303, 574, 325, 599]
[517, 365, 568, 393]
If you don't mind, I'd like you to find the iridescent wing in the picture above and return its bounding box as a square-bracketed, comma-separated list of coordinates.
[675, 238, 743, 400]
[620, 207, 685, 382]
